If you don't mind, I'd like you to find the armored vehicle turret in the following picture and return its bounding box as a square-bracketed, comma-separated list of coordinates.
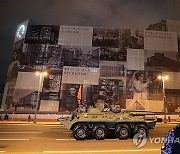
[58, 101, 157, 140]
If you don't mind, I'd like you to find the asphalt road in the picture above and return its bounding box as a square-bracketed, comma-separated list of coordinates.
[0, 122, 178, 154]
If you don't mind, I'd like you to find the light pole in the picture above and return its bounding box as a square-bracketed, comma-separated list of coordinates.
[33, 71, 48, 123]
[158, 74, 169, 123]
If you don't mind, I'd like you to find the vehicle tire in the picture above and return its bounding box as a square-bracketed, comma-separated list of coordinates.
[134, 124, 149, 137]
[92, 124, 108, 140]
[73, 124, 89, 140]
[115, 124, 131, 140]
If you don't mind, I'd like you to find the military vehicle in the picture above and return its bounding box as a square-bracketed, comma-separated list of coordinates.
[58, 101, 157, 140]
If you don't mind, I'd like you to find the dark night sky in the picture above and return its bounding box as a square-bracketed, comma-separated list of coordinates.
[0, 0, 180, 93]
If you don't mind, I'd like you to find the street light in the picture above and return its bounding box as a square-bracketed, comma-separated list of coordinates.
[33, 70, 48, 123]
[158, 74, 169, 123]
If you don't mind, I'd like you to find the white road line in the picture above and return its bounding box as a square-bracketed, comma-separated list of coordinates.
[0, 139, 30, 141]
[105, 139, 122, 141]
[62, 132, 72, 134]
[156, 123, 177, 125]
[0, 132, 42, 134]
[56, 139, 75, 141]
[56, 139, 125, 141]
[43, 149, 160, 153]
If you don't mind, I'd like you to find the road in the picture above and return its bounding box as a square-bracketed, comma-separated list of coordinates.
[0, 122, 177, 154]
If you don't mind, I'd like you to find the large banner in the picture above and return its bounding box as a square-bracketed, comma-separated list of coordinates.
[13, 72, 44, 111]
[62, 66, 99, 85]
[98, 78, 125, 108]
[99, 60, 125, 77]
[61, 46, 100, 68]
[144, 30, 178, 52]
[18, 44, 63, 73]
[126, 99, 163, 112]
[58, 26, 93, 46]
[144, 50, 179, 72]
[39, 100, 59, 112]
[93, 28, 144, 49]
[167, 19, 180, 38]
[164, 72, 180, 89]
[126, 49, 144, 70]
[2, 24, 180, 113]
[1, 38, 24, 110]
[100, 47, 127, 61]
[15, 72, 44, 91]
[25, 25, 60, 44]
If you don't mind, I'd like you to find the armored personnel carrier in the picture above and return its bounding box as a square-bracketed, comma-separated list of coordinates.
[58, 101, 157, 140]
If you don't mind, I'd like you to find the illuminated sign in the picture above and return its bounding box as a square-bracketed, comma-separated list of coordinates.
[14, 20, 29, 42]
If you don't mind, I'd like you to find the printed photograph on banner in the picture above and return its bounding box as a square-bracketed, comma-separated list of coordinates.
[13, 90, 39, 111]
[100, 65, 125, 77]
[41, 73, 61, 102]
[39, 99, 59, 112]
[60, 83, 98, 112]
[165, 72, 180, 89]
[92, 28, 144, 49]
[92, 28, 119, 48]
[118, 28, 131, 49]
[118, 29, 144, 49]
[144, 50, 180, 72]
[130, 29, 144, 49]
[2, 81, 16, 111]
[25, 25, 60, 44]
[125, 99, 163, 112]
[98, 79, 125, 108]
[60, 84, 81, 112]
[166, 89, 180, 112]
[42, 74, 61, 92]
[81, 84, 98, 107]
[126, 99, 146, 110]
[126, 70, 163, 101]
[100, 47, 127, 62]
[41, 92, 59, 101]
[2, 39, 24, 110]
[58, 26, 93, 46]
[40, 84, 60, 112]
[12, 72, 44, 111]
[7, 40, 23, 82]
[19, 44, 63, 73]
[61, 46, 100, 68]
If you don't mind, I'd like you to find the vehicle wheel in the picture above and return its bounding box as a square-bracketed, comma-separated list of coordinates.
[134, 124, 149, 137]
[92, 124, 108, 140]
[115, 124, 131, 140]
[73, 124, 89, 140]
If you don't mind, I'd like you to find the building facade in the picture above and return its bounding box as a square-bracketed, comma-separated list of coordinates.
[1, 19, 180, 113]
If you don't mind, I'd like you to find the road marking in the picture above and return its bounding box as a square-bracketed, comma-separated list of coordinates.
[2, 123, 61, 125]
[0, 151, 5, 153]
[56, 139, 127, 141]
[156, 123, 177, 126]
[0, 139, 30, 141]
[0, 132, 42, 134]
[56, 139, 75, 141]
[43, 149, 160, 153]
[63, 132, 72, 134]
